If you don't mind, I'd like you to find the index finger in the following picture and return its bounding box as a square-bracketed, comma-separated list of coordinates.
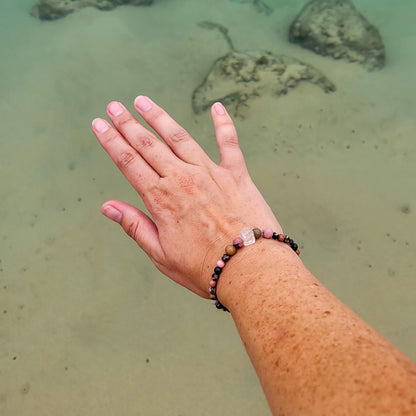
[91, 117, 159, 199]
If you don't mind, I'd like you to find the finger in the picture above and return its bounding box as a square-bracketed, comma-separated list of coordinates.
[92, 118, 160, 197]
[210, 103, 248, 174]
[134, 96, 212, 166]
[101, 200, 164, 262]
[106, 101, 181, 177]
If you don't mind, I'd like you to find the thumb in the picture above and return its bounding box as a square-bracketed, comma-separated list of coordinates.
[101, 200, 163, 262]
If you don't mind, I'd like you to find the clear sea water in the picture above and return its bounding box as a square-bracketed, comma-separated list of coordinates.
[0, 0, 415, 414]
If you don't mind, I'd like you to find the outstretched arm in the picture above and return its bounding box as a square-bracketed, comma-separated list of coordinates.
[92, 97, 416, 415]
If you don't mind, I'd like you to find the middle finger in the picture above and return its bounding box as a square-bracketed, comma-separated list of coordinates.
[107, 101, 182, 177]
[134, 96, 212, 166]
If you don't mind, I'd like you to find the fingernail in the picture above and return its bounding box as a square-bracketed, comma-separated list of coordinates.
[214, 102, 226, 115]
[134, 96, 153, 112]
[108, 101, 125, 117]
[92, 118, 110, 134]
[102, 205, 122, 223]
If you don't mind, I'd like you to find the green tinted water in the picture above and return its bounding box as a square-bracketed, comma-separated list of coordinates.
[0, 0, 415, 414]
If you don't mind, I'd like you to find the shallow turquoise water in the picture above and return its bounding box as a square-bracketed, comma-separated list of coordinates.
[0, 1, 415, 414]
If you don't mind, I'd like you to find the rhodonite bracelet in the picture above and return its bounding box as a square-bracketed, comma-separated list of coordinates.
[209, 227, 301, 312]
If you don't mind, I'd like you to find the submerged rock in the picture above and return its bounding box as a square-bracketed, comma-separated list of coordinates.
[289, 0, 385, 70]
[229, 0, 273, 16]
[31, 0, 154, 20]
[192, 50, 335, 115]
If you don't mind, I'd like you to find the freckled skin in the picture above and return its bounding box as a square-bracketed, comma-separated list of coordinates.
[218, 239, 416, 415]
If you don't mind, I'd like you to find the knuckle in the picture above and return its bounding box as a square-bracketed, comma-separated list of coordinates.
[100, 130, 117, 146]
[117, 117, 135, 130]
[169, 128, 189, 144]
[220, 118, 235, 129]
[174, 171, 200, 193]
[179, 176, 196, 191]
[148, 184, 170, 206]
[146, 107, 164, 124]
[137, 134, 154, 149]
[125, 220, 140, 241]
[221, 133, 239, 146]
[118, 151, 137, 168]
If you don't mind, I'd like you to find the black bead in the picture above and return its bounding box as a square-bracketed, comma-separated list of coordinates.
[291, 243, 298, 251]
[222, 254, 230, 262]
[288, 238, 294, 245]
[215, 302, 223, 309]
[212, 273, 219, 281]
[214, 266, 222, 275]
[284, 236, 290, 244]
[209, 287, 216, 295]
[272, 232, 279, 240]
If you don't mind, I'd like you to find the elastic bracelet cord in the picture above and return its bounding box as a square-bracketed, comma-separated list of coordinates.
[209, 227, 301, 312]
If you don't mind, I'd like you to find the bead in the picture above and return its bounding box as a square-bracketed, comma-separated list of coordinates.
[210, 294, 216, 300]
[253, 228, 262, 239]
[291, 243, 298, 251]
[214, 266, 222, 275]
[225, 245, 237, 256]
[215, 302, 223, 309]
[209, 280, 217, 287]
[272, 232, 279, 240]
[263, 228, 273, 239]
[216, 260, 225, 268]
[240, 227, 255, 246]
[284, 236, 290, 244]
[212, 273, 219, 280]
[278, 234, 285, 242]
[233, 237, 244, 248]
[222, 254, 230, 262]
[296, 249, 300, 255]
[209, 286, 216, 295]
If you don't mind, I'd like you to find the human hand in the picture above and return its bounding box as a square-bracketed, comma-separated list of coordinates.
[92, 96, 282, 298]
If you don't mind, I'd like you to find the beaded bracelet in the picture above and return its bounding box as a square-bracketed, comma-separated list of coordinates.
[209, 227, 300, 312]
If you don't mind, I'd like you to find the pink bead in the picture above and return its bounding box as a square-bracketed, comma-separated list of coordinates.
[217, 260, 225, 268]
[263, 228, 274, 239]
[209, 280, 217, 287]
[233, 237, 244, 248]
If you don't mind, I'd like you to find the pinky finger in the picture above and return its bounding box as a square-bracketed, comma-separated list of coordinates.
[101, 200, 164, 262]
[211, 102, 247, 173]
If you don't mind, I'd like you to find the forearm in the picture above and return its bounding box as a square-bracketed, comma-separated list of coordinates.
[218, 238, 416, 415]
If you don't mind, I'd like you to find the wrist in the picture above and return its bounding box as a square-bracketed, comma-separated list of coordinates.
[210, 231, 303, 312]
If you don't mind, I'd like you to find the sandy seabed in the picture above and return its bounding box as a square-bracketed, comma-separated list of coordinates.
[0, 0, 415, 414]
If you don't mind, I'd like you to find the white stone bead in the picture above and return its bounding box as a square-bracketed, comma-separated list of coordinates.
[240, 227, 255, 246]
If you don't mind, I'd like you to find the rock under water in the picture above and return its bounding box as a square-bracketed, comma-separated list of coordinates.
[289, 0, 385, 70]
[229, 0, 273, 16]
[31, 0, 154, 20]
[192, 50, 336, 116]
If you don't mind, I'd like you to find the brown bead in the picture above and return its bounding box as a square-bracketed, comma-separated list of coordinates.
[225, 245, 237, 256]
[253, 228, 262, 239]
[278, 234, 285, 242]
[296, 249, 300, 255]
